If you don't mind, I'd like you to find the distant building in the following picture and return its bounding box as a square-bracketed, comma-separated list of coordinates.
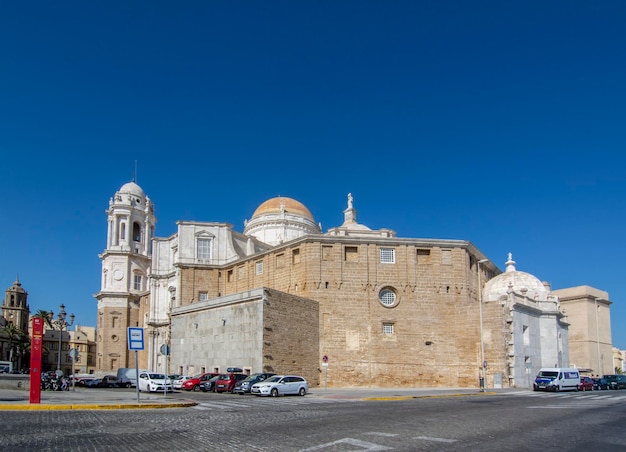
[551, 285, 613, 375]
[41, 325, 97, 376]
[96, 181, 577, 388]
[1, 278, 30, 371]
[612, 347, 624, 374]
[482, 255, 570, 388]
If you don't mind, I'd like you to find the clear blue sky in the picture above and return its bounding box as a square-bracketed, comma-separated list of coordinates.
[1, 2, 625, 349]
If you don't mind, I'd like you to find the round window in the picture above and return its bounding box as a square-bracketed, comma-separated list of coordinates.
[378, 287, 397, 307]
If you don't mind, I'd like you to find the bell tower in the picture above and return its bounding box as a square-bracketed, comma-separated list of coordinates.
[95, 180, 156, 371]
[2, 277, 30, 332]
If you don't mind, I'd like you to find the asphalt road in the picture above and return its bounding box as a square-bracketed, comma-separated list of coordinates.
[2, 389, 625, 451]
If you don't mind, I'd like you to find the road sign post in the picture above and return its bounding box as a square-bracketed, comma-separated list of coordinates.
[128, 328, 145, 402]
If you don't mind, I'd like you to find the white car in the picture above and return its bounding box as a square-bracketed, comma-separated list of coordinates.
[250, 375, 308, 397]
[137, 372, 173, 393]
[173, 375, 192, 390]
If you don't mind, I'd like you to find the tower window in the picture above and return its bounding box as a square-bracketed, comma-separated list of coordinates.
[256, 261, 263, 275]
[133, 222, 141, 242]
[383, 323, 395, 334]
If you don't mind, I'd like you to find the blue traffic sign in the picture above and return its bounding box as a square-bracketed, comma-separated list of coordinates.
[128, 327, 145, 351]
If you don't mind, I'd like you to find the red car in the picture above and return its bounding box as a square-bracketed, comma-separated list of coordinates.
[578, 376, 594, 391]
[182, 372, 219, 392]
[214, 373, 248, 393]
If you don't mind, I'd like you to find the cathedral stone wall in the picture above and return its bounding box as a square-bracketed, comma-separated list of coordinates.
[178, 237, 492, 388]
[170, 288, 319, 384]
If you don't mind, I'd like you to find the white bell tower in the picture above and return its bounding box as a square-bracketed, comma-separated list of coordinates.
[95, 180, 156, 371]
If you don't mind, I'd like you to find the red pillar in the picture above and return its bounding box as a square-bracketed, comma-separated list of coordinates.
[29, 317, 44, 404]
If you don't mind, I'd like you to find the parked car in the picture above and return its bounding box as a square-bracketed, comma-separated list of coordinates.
[578, 376, 594, 391]
[75, 376, 96, 387]
[215, 373, 248, 393]
[604, 374, 626, 390]
[233, 373, 276, 395]
[137, 372, 173, 393]
[85, 378, 102, 388]
[99, 375, 122, 388]
[173, 376, 192, 390]
[200, 375, 222, 393]
[250, 375, 308, 397]
[182, 372, 220, 392]
[593, 377, 609, 390]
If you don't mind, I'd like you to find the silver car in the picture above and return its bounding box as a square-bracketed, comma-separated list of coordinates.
[250, 375, 308, 397]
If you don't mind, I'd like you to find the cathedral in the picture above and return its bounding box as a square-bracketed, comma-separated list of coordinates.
[95, 181, 574, 388]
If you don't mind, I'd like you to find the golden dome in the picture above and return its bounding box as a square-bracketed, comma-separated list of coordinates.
[252, 197, 314, 221]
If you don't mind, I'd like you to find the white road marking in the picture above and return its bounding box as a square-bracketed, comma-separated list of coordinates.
[414, 436, 458, 443]
[300, 438, 392, 451]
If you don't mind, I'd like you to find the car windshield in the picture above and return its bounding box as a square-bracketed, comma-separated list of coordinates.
[604, 375, 617, 382]
[537, 371, 558, 378]
[264, 376, 282, 383]
[149, 374, 165, 379]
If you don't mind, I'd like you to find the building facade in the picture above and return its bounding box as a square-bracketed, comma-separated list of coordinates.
[551, 285, 613, 375]
[96, 181, 575, 388]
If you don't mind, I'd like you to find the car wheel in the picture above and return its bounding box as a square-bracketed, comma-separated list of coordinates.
[299, 387, 306, 396]
[193, 385, 200, 392]
[125, 383, 131, 388]
[270, 388, 279, 397]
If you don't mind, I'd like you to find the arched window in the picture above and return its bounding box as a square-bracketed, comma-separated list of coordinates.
[133, 222, 141, 242]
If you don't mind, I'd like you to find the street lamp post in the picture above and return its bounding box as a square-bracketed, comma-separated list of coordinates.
[48, 304, 75, 376]
[478, 259, 489, 392]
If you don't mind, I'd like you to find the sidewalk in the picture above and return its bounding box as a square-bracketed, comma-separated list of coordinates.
[0, 386, 502, 411]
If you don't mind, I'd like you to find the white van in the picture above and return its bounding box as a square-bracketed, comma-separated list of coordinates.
[116, 368, 149, 388]
[533, 368, 580, 392]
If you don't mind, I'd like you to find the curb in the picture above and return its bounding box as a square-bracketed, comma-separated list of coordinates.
[0, 401, 198, 411]
[360, 391, 498, 401]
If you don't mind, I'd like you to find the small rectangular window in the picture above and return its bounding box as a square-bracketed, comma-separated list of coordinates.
[237, 266, 245, 280]
[276, 253, 285, 268]
[380, 248, 395, 264]
[292, 248, 301, 264]
[255, 261, 263, 275]
[417, 249, 431, 264]
[383, 323, 395, 334]
[227, 270, 233, 282]
[199, 292, 209, 302]
[441, 249, 452, 265]
[322, 245, 333, 260]
[523, 325, 530, 346]
[345, 246, 358, 262]
[197, 238, 211, 260]
[133, 274, 142, 291]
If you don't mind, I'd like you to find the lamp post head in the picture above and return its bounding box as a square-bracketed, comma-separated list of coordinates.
[69, 313, 75, 325]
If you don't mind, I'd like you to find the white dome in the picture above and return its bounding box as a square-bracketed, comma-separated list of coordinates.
[118, 181, 145, 198]
[483, 254, 549, 302]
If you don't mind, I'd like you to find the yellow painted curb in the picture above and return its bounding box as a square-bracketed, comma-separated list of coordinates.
[0, 401, 197, 411]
